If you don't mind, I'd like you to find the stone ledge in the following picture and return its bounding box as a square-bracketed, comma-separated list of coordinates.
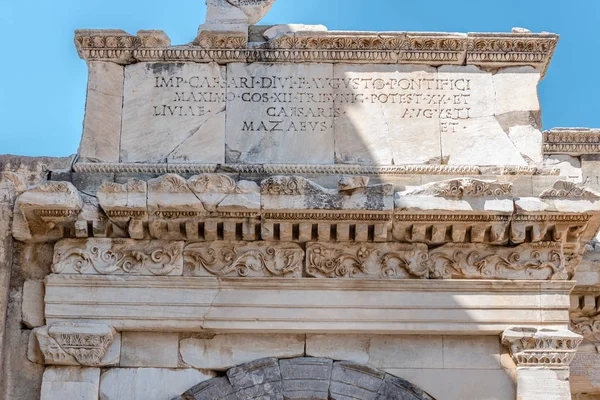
[74, 29, 559, 77]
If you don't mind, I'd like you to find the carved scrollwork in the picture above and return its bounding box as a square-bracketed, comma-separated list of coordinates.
[429, 243, 566, 280]
[540, 181, 600, 199]
[53, 239, 183, 276]
[306, 243, 429, 279]
[184, 242, 303, 277]
[401, 178, 513, 198]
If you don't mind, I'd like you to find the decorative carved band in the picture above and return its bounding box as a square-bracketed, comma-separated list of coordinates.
[53, 239, 184, 276]
[502, 327, 582, 367]
[184, 242, 304, 277]
[306, 243, 429, 279]
[31, 323, 118, 366]
[74, 30, 559, 77]
[52, 239, 570, 280]
[543, 128, 600, 155]
[73, 162, 483, 175]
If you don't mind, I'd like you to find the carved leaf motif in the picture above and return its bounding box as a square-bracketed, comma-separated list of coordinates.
[429, 246, 566, 280]
[540, 181, 600, 199]
[307, 244, 371, 278]
[402, 179, 513, 198]
[53, 240, 182, 276]
[184, 243, 303, 277]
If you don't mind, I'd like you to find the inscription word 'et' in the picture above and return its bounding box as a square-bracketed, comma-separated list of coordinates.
[151, 73, 473, 133]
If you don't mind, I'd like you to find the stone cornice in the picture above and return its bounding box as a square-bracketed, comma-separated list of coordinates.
[543, 128, 600, 155]
[74, 29, 559, 77]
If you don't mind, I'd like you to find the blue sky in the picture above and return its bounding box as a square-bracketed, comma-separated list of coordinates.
[1, 0, 598, 157]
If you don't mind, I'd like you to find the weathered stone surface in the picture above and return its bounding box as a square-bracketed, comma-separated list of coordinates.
[97, 179, 148, 222]
[508, 124, 543, 164]
[582, 155, 600, 192]
[120, 332, 179, 368]
[53, 239, 184, 276]
[261, 176, 393, 211]
[147, 174, 205, 216]
[333, 64, 441, 165]
[32, 323, 120, 366]
[227, 357, 283, 399]
[40, 367, 100, 400]
[493, 66, 541, 116]
[516, 368, 571, 400]
[121, 63, 226, 163]
[13, 181, 83, 242]
[570, 341, 600, 394]
[226, 63, 335, 164]
[306, 335, 370, 364]
[441, 115, 526, 166]
[78, 62, 123, 163]
[100, 368, 214, 400]
[263, 24, 328, 40]
[544, 155, 582, 182]
[180, 334, 304, 370]
[306, 242, 429, 278]
[184, 242, 304, 277]
[21, 279, 45, 328]
[280, 357, 332, 400]
[394, 178, 513, 213]
[199, 0, 275, 35]
[1, 243, 52, 400]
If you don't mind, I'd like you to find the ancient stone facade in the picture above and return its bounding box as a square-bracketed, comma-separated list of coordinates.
[1, 1, 600, 399]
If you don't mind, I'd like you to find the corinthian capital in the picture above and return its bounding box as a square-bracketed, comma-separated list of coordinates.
[502, 327, 582, 368]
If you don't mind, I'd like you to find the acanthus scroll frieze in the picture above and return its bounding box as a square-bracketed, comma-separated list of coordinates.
[306, 242, 429, 279]
[52, 239, 184, 276]
[184, 242, 303, 277]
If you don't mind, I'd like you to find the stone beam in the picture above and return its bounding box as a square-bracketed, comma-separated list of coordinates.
[44, 275, 574, 334]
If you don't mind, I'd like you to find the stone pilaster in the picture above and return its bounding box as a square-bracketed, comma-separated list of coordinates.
[502, 327, 582, 400]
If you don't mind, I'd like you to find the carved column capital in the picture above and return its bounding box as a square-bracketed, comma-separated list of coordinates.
[502, 327, 582, 368]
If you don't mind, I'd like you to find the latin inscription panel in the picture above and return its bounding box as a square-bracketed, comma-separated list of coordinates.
[119, 62, 534, 166]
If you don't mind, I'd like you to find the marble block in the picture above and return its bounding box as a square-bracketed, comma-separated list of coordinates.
[225, 63, 335, 164]
[121, 62, 226, 163]
[180, 334, 304, 370]
[40, 367, 100, 400]
[100, 368, 214, 400]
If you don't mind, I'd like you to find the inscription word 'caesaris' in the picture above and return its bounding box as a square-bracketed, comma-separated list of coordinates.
[151, 70, 473, 134]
